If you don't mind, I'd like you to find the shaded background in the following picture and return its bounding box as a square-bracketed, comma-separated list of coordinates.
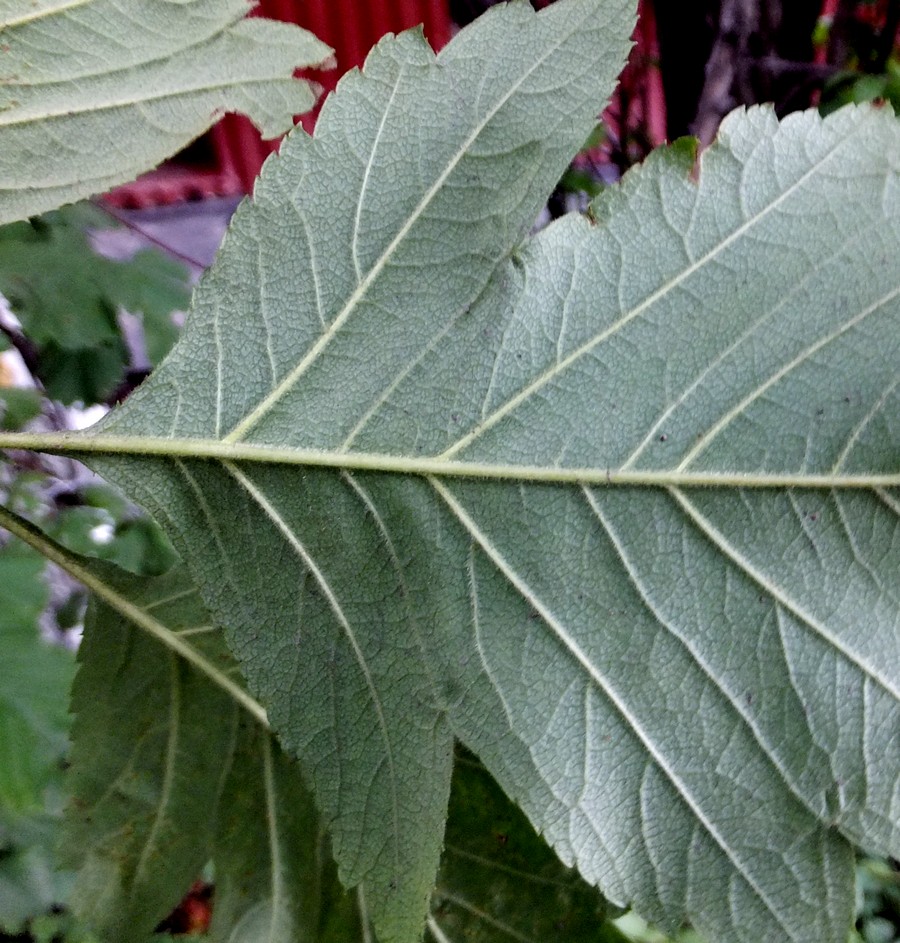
[106, 0, 900, 208]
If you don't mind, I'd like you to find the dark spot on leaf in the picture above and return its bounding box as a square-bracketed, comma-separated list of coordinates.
[658, 433, 668, 442]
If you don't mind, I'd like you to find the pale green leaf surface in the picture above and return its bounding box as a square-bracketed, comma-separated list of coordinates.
[0, 0, 332, 223]
[0, 3, 897, 943]
[71, 5, 636, 941]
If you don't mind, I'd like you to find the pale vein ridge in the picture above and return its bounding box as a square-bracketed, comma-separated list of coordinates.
[133, 654, 180, 887]
[439, 127, 857, 460]
[670, 488, 900, 701]
[358, 885, 374, 943]
[619, 244, 844, 470]
[430, 477, 796, 936]
[221, 25, 578, 445]
[351, 70, 405, 282]
[832, 493, 891, 598]
[340, 472, 437, 700]
[0, 77, 288, 128]
[875, 488, 900, 516]
[581, 486, 811, 809]
[832, 374, 900, 473]
[340, 295, 469, 450]
[143, 586, 197, 612]
[174, 624, 217, 637]
[678, 283, 900, 470]
[426, 915, 453, 943]
[469, 543, 522, 734]
[294, 204, 327, 330]
[2, 0, 94, 29]
[222, 461, 402, 874]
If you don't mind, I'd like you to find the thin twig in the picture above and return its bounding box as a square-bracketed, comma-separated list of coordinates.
[753, 56, 837, 79]
[0, 319, 41, 379]
[90, 198, 209, 271]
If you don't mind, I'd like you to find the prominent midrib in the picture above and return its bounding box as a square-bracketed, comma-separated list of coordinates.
[220, 26, 577, 445]
[1, 431, 898, 488]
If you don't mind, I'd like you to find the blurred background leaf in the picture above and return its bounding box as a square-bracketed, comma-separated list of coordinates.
[0, 205, 190, 405]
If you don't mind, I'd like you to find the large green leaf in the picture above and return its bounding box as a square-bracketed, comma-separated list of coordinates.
[0, 2, 897, 943]
[59, 5, 636, 940]
[0, 503, 341, 941]
[0, 505, 627, 943]
[0, 0, 332, 224]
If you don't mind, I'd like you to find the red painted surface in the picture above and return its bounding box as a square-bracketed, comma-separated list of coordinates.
[102, 1, 899, 209]
[622, 0, 666, 148]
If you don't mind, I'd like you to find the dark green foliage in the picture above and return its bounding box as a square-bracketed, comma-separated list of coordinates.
[0, 389, 43, 431]
[0, 540, 76, 935]
[433, 751, 626, 943]
[0, 205, 189, 404]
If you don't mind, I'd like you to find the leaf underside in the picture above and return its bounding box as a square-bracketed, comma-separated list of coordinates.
[0, 506, 619, 943]
[0, 2, 898, 942]
[13, 523, 331, 943]
[0, 0, 332, 224]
